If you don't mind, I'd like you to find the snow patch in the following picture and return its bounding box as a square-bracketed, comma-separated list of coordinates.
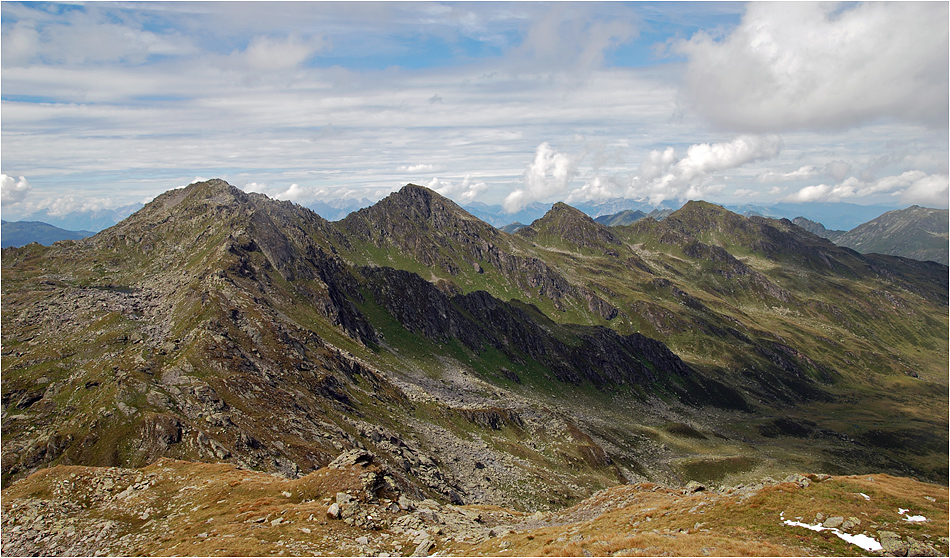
[859, 493, 870, 500]
[780, 513, 882, 552]
[898, 508, 926, 522]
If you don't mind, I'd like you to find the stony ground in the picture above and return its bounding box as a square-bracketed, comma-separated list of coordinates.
[2, 454, 947, 557]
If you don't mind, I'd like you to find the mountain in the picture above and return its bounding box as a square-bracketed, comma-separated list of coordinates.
[791, 216, 845, 242]
[1, 220, 95, 248]
[832, 205, 949, 265]
[462, 201, 552, 228]
[498, 222, 527, 233]
[571, 198, 676, 218]
[2, 180, 947, 521]
[14, 204, 144, 233]
[594, 209, 648, 227]
[726, 202, 901, 231]
[305, 197, 373, 221]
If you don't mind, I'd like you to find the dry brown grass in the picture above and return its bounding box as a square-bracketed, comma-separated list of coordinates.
[3, 462, 948, 557]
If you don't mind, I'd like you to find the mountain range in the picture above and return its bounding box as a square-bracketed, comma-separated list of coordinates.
[818, 206, 947, 265]
[1, 220, 95, 249]
[2, 180, 947, 521]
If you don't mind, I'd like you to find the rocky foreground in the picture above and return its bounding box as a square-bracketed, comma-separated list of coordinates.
[2, 452, 946, 557]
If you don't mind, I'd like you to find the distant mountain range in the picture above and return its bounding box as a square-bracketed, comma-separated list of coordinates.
[595, 205, 948, 266]
[1, 220, 95, 248]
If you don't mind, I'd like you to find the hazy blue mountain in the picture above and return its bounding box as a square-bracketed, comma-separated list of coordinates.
[463, 201, 552, 227]
[1, 220, 95, 248]
[15, 204, 143, 233]
[726, 202, 901, 230]
[305, 198, 373, 221]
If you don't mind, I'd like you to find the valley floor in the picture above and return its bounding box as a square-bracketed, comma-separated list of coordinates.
[2, 455, 946, 557]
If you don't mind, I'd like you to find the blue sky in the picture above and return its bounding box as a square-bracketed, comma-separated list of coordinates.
[2, 1, 948, 223]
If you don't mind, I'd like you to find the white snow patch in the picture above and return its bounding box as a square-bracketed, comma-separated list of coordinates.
[859, 493, 870, 500]
[898, 508, 927, 522]
[781, 513, 882, 552]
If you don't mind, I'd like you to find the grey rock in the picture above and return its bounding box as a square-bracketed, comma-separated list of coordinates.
[411, 539, 434, 557]
[880, 531, 909, 556]
[328, 450, 375, 470]
[326, 503, 341, 520]
[822, 516, 844, 529]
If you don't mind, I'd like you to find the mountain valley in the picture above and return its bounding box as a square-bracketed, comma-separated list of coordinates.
[1, 179, 947, 555]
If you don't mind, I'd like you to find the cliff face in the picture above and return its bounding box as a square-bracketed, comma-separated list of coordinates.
[2, 180, 947, 507]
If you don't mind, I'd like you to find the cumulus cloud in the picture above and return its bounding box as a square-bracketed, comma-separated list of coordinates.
[675, 2, 949, 131]
[623, 135, 783, 204]
[243, 182, 329, 204]
[566, 175, 623, 204]
[1, 174, 32, 205]
[553, 135, 785, 207]
[428, 176, 487, 203]
[901, 175, 950, 207]
[785, 171, 949, 207]
[504, 143, 580, 212]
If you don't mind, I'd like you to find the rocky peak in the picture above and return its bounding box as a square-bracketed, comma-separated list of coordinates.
[338, 184, 502, 252]
[363, 184, 477, 226]
[520, 201, 621, 249]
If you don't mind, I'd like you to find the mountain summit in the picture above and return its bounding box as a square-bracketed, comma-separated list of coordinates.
[518, 202, 623, 251]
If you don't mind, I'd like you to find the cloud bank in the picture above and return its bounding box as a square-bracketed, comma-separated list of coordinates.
[676, 2, 950, 131]
[786, 171, 950, 208]
[562, 134, 784, 208]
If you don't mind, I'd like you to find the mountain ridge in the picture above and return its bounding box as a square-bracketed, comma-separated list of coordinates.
[2, 179, 947, 516]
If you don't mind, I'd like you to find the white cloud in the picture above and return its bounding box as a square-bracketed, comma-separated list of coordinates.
[638, 147, 677, 182]
[785, 171, 949, 207]
[428, 176, 488, 203]
[515, 4, 638, 72]
[1, 6, 195, 67]
[504, 142, 580, 212]
[756, 165, 821, 183]
[623, 135, 783, 204]
[239, 33, 326, 71]
[675, 2, 949, 131]
[1, 174, 32, 205]
[398, 164, 438, 173]
[902, 175, 950, 207]
[826, 160, 852, 182]
[566, 175, 623, 204]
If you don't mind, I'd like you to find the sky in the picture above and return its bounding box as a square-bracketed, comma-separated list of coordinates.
[2, 1, 948, 224]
